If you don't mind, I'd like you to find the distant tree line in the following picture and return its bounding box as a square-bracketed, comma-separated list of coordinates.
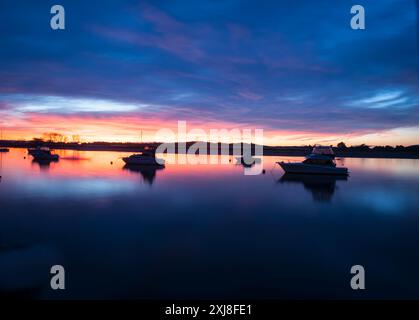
[335, 142, 419, 152]
[25, 135, 419, 153]
[34, 133, 81, 143]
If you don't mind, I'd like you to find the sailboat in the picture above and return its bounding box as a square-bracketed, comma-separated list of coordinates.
[0, 128, 9, 153]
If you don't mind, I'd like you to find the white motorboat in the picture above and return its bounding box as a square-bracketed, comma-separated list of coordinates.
[278, 154, 348, 175]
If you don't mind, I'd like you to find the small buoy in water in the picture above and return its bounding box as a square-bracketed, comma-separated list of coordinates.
[262, 169, 266, 174]
[24, 156, 26, 159]
[110, 161, 113, 165]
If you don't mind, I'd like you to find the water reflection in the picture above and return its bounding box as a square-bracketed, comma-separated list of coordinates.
[0, 153, 3, 183]
[31, 158, 59, 171]
[279, 173, 348, 202]
[123, 164, 165, 185]
[1, 149, 419, 299]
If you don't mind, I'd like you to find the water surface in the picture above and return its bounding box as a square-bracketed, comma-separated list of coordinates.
[1, 148, 419, 299]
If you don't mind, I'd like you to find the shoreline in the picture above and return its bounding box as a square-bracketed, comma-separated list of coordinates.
[1, 141, 419, 159]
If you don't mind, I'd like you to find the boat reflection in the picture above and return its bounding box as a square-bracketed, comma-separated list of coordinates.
[123, 164, 165, 185]
[0, 152, 4, 182]
[279, 173, 348, 202]
[31, 158, 59, 171]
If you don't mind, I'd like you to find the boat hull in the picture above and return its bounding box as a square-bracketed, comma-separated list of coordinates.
[32, 154, 59, 161]
[122, 157, 165, 166]
[278, 162, 348, 175]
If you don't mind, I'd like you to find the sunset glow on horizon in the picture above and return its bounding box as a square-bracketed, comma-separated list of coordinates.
[2, 111, 419, 147]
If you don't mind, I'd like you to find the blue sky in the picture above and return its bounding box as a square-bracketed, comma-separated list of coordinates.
[0, 0, 418, 144]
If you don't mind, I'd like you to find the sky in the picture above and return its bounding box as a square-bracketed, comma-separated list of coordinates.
[0, 0, 418, 146]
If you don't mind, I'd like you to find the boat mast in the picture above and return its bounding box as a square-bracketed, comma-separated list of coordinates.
[0, 127, 6, 141]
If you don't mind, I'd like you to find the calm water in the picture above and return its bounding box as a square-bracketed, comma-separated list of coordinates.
[1, 148, 419, 299]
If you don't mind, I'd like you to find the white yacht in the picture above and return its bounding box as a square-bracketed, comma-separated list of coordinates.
[278, 145, 348, 175]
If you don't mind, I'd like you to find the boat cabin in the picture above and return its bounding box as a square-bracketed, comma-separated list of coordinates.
[303, 154, 336, 167]
[312, 145, 335, 158]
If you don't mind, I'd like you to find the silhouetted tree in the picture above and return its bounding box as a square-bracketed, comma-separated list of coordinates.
[355, 144, 370, 151]
[337, 142, 347, 149]
[72, 135, 81, 143]
[42, 132, 67, 143]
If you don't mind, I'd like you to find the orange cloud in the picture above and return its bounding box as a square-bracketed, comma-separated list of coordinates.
[2, 112, 418, 146]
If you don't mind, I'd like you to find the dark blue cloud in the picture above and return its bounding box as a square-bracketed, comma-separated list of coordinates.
[0, 0, 418, 134]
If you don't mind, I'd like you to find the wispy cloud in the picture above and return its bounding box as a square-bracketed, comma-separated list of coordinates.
[348, 90, 417, 109]
[4, 94, 151, 114]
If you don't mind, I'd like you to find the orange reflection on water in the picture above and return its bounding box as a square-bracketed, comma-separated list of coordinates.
[2, 149, 419, 183]
[1, 149, 252, 181]
[339, 157, 419, 177]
